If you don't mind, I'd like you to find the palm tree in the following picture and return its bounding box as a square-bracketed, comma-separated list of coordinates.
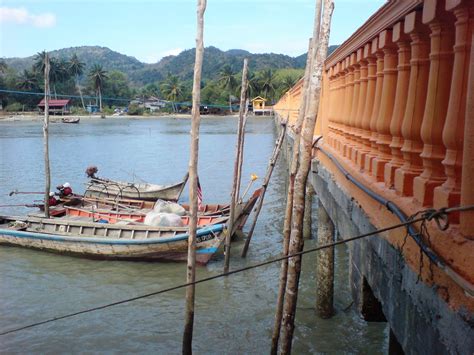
[160, 74, 183, 112]
[33, 52, 70, 98]
[236, 71, 260, 100]
[218, 64, 237, 113]
[69, 54, 86, 109]
[258, 69, 277, 101]
[17, 69, 38, 91]
[33, 51, 47, 74]
[279, 75, 298, 93]
[88, 64, 108, 111]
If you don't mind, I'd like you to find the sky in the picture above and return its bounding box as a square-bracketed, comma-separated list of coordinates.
[0, 0, 386, 63]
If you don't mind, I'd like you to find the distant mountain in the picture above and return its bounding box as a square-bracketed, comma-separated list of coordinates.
[3, 46, 143, 75]
[294, 45, 339, 67]
[2, 44, 340, 86]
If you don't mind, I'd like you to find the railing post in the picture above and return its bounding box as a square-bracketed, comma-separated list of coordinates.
[434, 2, 473, 219]
[346, 53, 361, 159]
[460, 31, 474, 238]
[352, 48, 368, 163]
[394, 11, 430, 197]
[364, 37, 384, 173]
[413, 4, 455, 206]
[385, 21, 412, 188]
[357, 44, 377, 169]
[342, 57, 354, 157]
[373, 30, 398, 181]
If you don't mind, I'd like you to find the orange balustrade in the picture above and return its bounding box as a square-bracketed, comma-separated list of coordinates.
[273, 0, 474, 315]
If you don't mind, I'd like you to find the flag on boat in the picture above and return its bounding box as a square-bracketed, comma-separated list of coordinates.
[197, 177, 203, 209]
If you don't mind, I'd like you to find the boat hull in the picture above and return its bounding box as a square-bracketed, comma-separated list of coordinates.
[0, 219, 225, 264]
[84, 174, 188, 201]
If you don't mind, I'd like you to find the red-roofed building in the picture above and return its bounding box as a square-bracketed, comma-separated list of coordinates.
[37, 99, 71, 115]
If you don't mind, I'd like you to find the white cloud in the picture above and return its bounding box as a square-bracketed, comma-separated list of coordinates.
[141, 48, 183, 64]
[0, 7, 56, 28]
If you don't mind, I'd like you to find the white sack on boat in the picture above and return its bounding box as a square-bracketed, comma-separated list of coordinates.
[153, 200, 186, 216]
[144, 211, 185, 227]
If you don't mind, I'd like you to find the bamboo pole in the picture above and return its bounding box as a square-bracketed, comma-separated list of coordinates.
[303, 183, 315, 239]
[241, 122, 287, 257]
[43, 53, 51, 219]
[270, 36, 318, 355]
[182, 0, 206, 353]
[316, 199, 335, 318]
[224, 58, 249, 273]
[236, 97, 250, 203]
[280, 1, 334, 353]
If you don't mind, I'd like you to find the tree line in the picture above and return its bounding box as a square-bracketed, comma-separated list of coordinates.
[0, 53, 303, 113]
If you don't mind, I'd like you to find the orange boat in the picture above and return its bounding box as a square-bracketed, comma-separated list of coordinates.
[64, 206, 228, 226]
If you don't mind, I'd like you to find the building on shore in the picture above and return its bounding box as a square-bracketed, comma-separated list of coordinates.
[251, 96, 273, 115]
[37, 99, 71, 115]
[274, 0, 473, 353]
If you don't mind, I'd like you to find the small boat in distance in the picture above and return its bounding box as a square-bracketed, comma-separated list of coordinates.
[61, 117, 80, 124]
[84, 172, 189, 201]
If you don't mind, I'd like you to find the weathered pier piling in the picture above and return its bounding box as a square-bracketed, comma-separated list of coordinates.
[315, 200, 334, 318]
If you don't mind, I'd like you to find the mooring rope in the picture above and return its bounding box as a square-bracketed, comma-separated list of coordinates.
[0, 205, 472, 336]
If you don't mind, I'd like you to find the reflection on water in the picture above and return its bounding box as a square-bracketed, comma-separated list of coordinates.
[0, 116, 387, 353]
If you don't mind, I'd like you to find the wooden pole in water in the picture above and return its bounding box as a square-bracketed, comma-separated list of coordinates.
[303, 183, 315, 239]
[280, 1, 333, 353]
[241, 122, 287, 257]
[43, 53, 51, 219]
[271, 35, 318, 355]
[236, 97, 250, 203]
[224, 58, 249, 273]
[183, 0, 206, 353]
[316, 199, 335, 318]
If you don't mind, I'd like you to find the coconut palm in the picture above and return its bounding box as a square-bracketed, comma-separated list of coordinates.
[69, 54, 86, 109]
[258, 69, 277, 101]
[88, 64, 108, 111]
[218, 64, 237, 113]
[160, 74, 183, 112]
[279, 75, 298, 93]
[17, 69, 38, 91]
[33, 51, 48, 74]
[236, 71, 260, 100]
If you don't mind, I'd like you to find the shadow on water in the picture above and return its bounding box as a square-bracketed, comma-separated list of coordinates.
[0, 116, 387, 353]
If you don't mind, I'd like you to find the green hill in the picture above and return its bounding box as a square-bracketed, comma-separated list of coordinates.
[2, 45, 339, 87]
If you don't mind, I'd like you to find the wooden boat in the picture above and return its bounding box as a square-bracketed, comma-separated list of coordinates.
[61, 117, 80, 124]
[63, 187, 262, 233]
[84, 173, 189, 201]
[0, 216, 226, 264]
[63, 205, 228, 225]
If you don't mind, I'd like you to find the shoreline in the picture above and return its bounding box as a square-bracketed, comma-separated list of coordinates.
[0, 113, 248, 122]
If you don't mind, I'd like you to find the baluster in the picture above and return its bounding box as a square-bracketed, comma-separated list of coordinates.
[385, 21, 412, 187]
[336, 61, 348, 153]
[347, 53, 361, 160]
[372, 30, 398, 181]
[341, 57, 354, 157]
[364, 37, 384, 173]
[414, 3, 455, 206]
[460, 31, 474, 237]
[357, 43, 377, 169]
[434, 2, 473, 217]
[328, 66, 337, 147]
[394, 11, 430, 197]
[352, 47, 368, 163]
